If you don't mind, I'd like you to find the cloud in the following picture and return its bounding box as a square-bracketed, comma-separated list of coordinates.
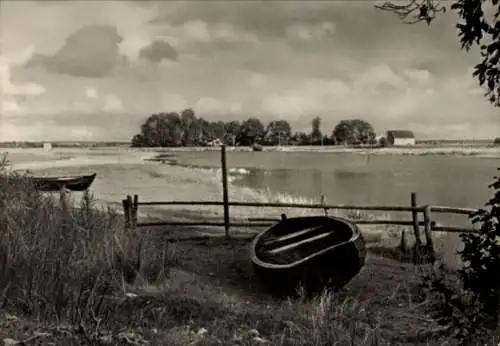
[85, 87, 99, 99]
[0, 64, 45, 96]
[25, 25, 124, 78]
[160, 93, 188, 110]
[0, 123, 97, 142]
[1, 98, 23, 114]
[194, 97, 242, 115]
[103, 93, 123, 112]
[285, 22, 336, 41]
[138, 40, 179, 62]
[1, 1, 498, 141]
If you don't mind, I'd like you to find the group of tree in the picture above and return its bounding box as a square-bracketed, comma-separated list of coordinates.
[131, 109, 377, 147]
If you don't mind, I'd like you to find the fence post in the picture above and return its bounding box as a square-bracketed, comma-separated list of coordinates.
[59, 186, 69, 215]
[122, 198, 130, 229]
[320, 194, 329, 216]
[423, 205, 434, 252]
[126, 195, 133, 230]
[221, 145, 230, 239]
[410, 192, 422, 254]
[132, 194, 139, 228]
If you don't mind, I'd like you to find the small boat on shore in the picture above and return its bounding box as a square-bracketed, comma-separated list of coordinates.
[252, 143, 263, 152]
[250, 215, 366, 297]
[30, 173, 97, 192]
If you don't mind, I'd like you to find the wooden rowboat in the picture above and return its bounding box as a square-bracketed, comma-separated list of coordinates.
[30, 173, 97, 192]
[250, 215, 366, 297]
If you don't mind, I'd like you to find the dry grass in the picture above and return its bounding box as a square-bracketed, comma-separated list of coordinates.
[0, 162, 482, 345]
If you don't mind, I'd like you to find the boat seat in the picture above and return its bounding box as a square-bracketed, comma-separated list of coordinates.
[267, 232, 331, 255]
[262, 225, 324, 248]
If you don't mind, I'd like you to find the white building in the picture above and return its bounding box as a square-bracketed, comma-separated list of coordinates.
[386, 130, 416, 146]
[43, 142, 52, 152]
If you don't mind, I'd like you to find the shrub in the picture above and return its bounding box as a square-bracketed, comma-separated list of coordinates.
[421, 169, 500, 344]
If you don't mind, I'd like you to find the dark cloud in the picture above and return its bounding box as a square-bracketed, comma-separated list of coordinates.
[151, 2, 452, 45]
[25, 25, 123, 78]
[138, 40, 179, 62]
[150, 2, 475, 77]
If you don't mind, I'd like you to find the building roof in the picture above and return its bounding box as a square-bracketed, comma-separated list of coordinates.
[387, 130, 415, 139]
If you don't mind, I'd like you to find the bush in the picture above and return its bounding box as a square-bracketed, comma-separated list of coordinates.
[421, 169, 500, 344]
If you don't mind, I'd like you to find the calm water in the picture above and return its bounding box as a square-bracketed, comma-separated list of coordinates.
[5, 148, 499, 220]
[171, 151, 498, 210]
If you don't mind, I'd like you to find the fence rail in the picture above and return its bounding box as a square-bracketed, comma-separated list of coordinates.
[122, 145, 481, 258]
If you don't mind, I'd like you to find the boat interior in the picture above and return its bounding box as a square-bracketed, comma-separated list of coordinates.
[257, 220, 354, 265]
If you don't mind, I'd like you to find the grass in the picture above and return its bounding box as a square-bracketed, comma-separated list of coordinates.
[0, 158, 490, 345]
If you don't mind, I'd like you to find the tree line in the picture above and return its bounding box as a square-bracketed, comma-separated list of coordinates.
[131, 109, 378, 147]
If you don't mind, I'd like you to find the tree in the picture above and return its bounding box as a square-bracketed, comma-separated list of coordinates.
[237, 118, 265, 146]
[211, 121, 226, 141]
[328, 133, 338, 145]
[223, 120, 241, 145]
[311, 116, 323, 145]
[135, 112, 182, 147]
[291, 132, 311, 146]
[265, 120, 292, 145]
[180, 108, 198, 146]
[378, 136, 389, 147]
[332, 119, 376, 145]
[376, 0, 500, 107]
[132, 109, 215, 147]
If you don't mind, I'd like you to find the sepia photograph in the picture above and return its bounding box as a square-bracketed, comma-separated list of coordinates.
[1, 0, 499, 344]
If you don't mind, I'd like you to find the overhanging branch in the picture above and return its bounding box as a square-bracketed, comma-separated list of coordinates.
[375, 0, 447, 25]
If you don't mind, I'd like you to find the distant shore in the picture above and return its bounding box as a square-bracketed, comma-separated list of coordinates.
[2, 143, 498, 158]
[143, 144, 500, 157]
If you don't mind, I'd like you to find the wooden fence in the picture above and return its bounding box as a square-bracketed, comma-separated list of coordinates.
[122, 145, 479, 251]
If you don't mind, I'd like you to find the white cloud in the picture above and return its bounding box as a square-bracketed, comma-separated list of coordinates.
[264, 94, 318, 118]
[262, 77, 351, 117]
[172, 20, 260, 47]
[195, 96, 242, 114]
[403, 69, 431, 84]
[353, 64, 406, 92]
[161, 93, 188, 110]
[70, 127, 94, 140]
[1, 98, 23, 114]
[0, 123, 96, 142]
[0, 45, 36, 66]
[285, 22, 336, 41]
[182, 21, 212, 42]
[85, 87, 99, 99]
[247, 73, 267, 88]
[0, 123, 48, 142]
[103, 93, 123, 111]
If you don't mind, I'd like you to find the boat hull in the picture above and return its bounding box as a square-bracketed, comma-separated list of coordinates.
[30, 173, 97, 192]
[250, 216, 366, 297]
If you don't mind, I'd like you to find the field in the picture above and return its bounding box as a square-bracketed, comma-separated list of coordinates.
[0, 163, 484, 346]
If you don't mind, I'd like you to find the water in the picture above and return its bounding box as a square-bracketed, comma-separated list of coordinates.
[4, 147, 500, 267]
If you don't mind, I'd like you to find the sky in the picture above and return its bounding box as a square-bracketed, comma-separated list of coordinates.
[0, 1, 498, 141]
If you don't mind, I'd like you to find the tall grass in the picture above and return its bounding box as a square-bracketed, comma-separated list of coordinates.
[0, 160, 173, 324]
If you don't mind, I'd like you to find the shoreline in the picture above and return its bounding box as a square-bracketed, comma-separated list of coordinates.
[143, 145, 500, 157]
